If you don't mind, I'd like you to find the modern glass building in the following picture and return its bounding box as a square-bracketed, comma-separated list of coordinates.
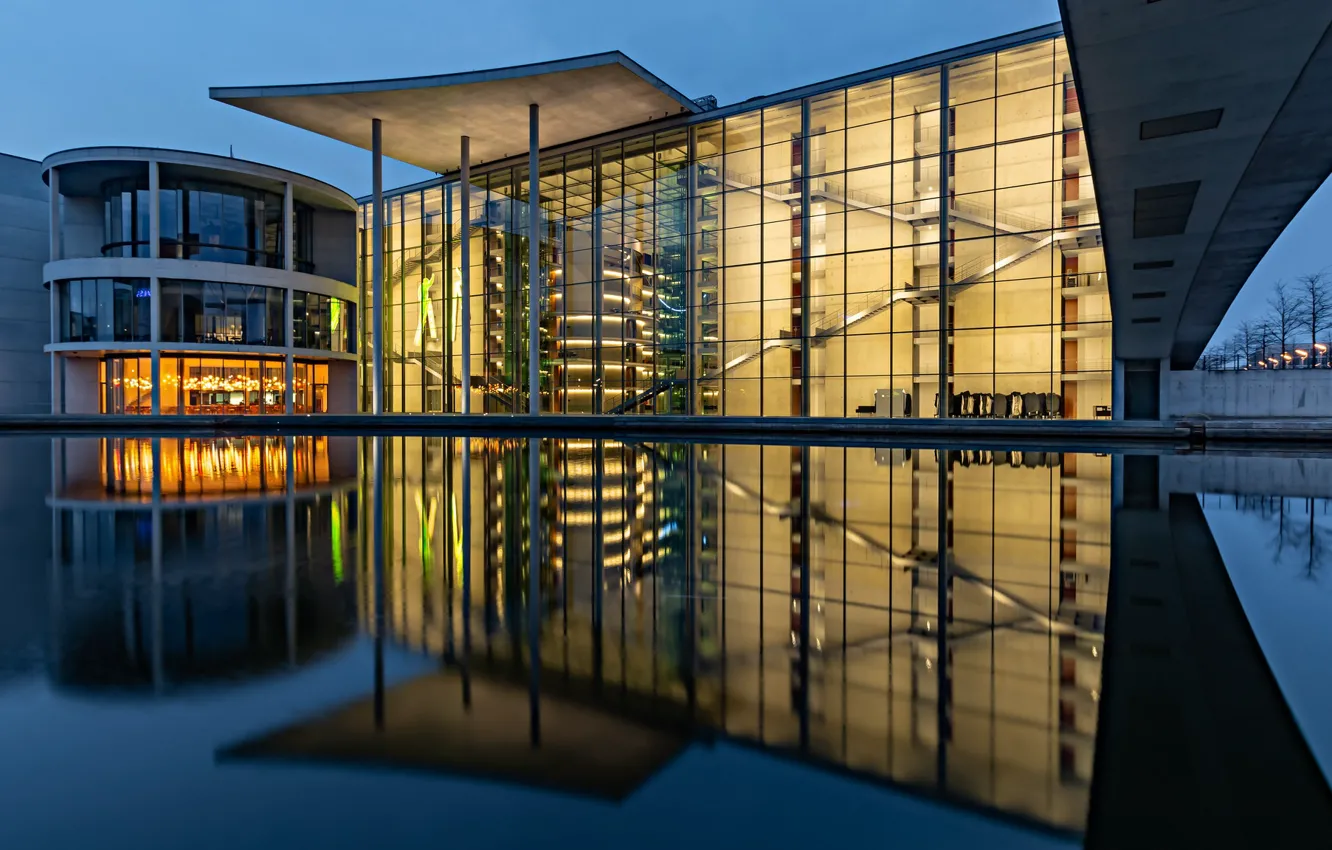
[43, 148, 360, 414]
[324, 27, 1108, 417]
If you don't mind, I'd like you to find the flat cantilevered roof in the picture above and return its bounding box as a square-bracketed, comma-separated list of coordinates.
[210, 52, 700, 174]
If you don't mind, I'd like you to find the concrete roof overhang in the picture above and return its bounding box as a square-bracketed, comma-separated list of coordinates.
[209, 52, 700, 175]
[1060, 0, 1332, 368]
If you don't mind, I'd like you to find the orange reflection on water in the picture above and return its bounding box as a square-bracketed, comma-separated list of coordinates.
[101, 436, 332, 498]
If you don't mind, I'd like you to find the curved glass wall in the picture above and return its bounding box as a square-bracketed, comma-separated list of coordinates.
[100, 355, 330, 414]
[102, 178, 314, 272]
[58, 278, 152, 342]
[158, 279, 355, 352]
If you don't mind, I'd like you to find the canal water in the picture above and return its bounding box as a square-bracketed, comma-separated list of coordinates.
[0, 435, 1328, 848]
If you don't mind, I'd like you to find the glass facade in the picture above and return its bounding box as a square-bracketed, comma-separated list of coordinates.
[103, 177, 315, 272]
[360, 35, 1109, 418]
[156, 279, 355, 352]
[363, 436, 1110, 830]
[99, 355, 329, 414]
[58, 278, 152, 342]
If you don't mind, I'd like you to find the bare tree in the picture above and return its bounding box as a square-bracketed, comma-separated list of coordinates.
[1296, 271, 1331, 363]
[1237, 320, 1259, 368]
[1268, 280, 1300, 367]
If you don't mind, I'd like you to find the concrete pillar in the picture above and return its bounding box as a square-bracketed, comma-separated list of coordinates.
[371, 118, 384, 415]
[799, 98, 812, 417]
[460, 136, 471, 415]
[150, 276, 161, 415]
[283, 181, 295, 272]
[529, 104, 541, 416]
[285, 286, 295, 414]
[148, 160, 160, 259]
[937, 68, 951, 419]
[48, 166, 60, 262]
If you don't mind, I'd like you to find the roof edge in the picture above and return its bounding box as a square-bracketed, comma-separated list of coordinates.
[209, 50, 701, 115]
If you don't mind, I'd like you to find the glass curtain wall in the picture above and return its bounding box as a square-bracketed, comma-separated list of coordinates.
[100, 355, 328, 414]
[362, 436, 1110, 831]
[359, 36, 1109, 418]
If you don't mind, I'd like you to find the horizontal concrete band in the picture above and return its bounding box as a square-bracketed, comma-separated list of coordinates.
[0, 412, 1200, 447]
[4, 414, 1326, 447]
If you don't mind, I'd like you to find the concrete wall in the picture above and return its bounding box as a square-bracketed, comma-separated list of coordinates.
[1167, 369, 1332, 418]
[1163, 453, 1332, 499]
[0, 154, 50, 413]
[311, 207, 356, 285]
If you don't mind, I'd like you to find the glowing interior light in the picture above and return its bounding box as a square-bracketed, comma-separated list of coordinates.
[415, 275, 439, 346]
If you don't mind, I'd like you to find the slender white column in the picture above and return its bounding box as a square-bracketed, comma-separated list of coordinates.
[371, 118, 385, 415]
[283, 181, 295, 272]
[528, 104, 540, 415]
[460, 135, 471, 414]
[150, 276, 161, 415]
[148, 160, 160, 259]
[285, 285, 295, 414]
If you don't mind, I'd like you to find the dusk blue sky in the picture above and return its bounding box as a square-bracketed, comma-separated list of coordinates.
[3, 0, 1327, 350]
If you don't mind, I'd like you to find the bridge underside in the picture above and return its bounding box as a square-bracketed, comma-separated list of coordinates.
[1061, 0, 1332, 371]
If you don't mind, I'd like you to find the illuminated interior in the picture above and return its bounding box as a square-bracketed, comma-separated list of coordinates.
[98, 355, 330, 414]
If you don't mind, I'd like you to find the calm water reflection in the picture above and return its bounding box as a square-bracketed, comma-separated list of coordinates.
[1, 436, 1329, 847]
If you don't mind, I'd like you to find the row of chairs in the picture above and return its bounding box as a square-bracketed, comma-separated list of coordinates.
[935, 391, 1064, 419]
[947, 449, 1065, 469]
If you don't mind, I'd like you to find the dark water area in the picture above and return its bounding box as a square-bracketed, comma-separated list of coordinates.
[0, 434, 1329, 848]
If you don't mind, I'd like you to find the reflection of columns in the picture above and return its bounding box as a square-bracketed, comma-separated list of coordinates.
[528, 104, 541, 415]
[371, 118, 385, 415]
[460, 136, 471, 415]
[461, 436, 472, 705]
[285, 436, 297, 667]
[528, 437, 541, 744]
[372, 435, 386, 727]
[935, 451, 949, 786]
[151, 438, 165, 693]
[937, 70, 951, 419]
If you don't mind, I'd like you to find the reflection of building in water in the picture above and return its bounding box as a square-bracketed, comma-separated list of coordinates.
[47, 437, 360, 694]
[364, 437, 1109, 832]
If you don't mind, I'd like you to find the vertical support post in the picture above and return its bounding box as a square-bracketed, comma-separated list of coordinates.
[371, 118, 385, 415]
[148, 160, 160, 259]
[592, 148, 604, 415]
[49, 165, 61, 414]
[460, 136, 472, 415]
[799, 98, 813, 418]
[285, 290, 295, 416]
[528, 437, 541, 743]
[283, 181, 295, 272]
[686, 127, 699, 415]
[150, 275, 161, 416]
[529, 104, 541, 416]
[937, 69, 951, 419]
